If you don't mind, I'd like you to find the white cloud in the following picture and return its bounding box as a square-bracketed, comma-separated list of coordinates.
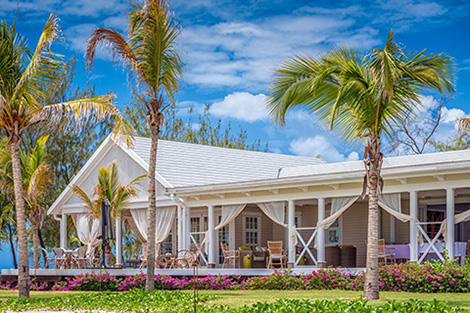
[179, 9, 381, 91]
[441, 107, 466, 124]
[210, 92, 268, 122]
[289, 136, 359, 163]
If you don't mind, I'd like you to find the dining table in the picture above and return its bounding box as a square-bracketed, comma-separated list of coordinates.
[385, 242, 467, 264]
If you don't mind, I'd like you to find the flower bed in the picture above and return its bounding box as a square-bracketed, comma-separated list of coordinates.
[4, 262, 470, 293]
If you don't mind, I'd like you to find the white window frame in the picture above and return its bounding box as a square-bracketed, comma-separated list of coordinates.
[242, 213, 261, 248]
[325, 209, 342, 246]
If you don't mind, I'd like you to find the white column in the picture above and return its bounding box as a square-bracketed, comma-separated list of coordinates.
[317, 198, 326, 267]
[446, 188, 455, 260]
[287, 200, 295, 267]
[409, 191, 418, 262]
[177, 205, 183, 251]
[185, 206, 191, 249]
[207, 205, 216, 268]
[60, 214, 67, 249]
[115, 218, 123, 267]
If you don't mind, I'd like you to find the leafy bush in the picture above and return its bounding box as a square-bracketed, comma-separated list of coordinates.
[232, 298, 462, 313]
[6, 261, 470, 293]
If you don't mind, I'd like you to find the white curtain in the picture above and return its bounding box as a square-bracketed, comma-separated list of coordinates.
[317, 196, 359, 229]
[215, 204, 246, 231]
[205, 204, 246, 250]
[257, 202, 287, 227]
[72, 213, 101, 256]
[257, 201, 297, 249]
[438, 208, 470, 242]
[129, 207, 176, 254]
[378, 193, 418, 223]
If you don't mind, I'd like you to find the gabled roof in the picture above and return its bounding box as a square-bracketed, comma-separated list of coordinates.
[131, 137, 326, 188]
[279, 149, 470, 178]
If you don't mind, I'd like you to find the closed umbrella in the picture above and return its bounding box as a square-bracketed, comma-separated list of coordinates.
[98, 199, 115, 267]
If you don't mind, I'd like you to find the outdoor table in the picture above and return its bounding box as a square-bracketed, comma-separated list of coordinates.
[126, 259, 141, 268]
[419, 242, 467, 264]
[385, 244, 409, 260]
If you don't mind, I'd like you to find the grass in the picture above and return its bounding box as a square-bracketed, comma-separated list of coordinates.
[1, 289, 469, 311]
[182, 289, 470, 309]
[0, 290, 88, 301]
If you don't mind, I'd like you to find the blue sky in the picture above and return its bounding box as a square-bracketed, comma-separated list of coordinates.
[0, 0, 469, 267]
[2, 0, 469, 162]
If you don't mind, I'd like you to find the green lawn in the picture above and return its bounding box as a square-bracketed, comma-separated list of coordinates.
[182, 289, 470, 309]
[1, 290, 469, 310]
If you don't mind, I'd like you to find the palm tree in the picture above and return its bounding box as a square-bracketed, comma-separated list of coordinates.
[267, 32, 454, 300]
[22, 136, 52, 269]
[71, 161, 144, 264]
[458, 118, 470, 132]
[0, 136, 52, 269]
[0, 16, 133, 297]
[85, 0, 184, 290]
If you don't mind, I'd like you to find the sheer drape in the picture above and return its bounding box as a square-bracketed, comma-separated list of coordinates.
[129, 207, 176, 254]
[257, 201, 297, 248]
[317, 196, 359, 229]
[72, 213, 101, 256]
[439, 208, 470, 241]
[378, 193, 418, 223]
[205, 204, 246, 250]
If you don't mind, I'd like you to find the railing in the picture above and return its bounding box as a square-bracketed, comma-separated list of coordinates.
[295, 226, 318, 266]
[415, 221, 445, 263]
[190, 231, 208, 265]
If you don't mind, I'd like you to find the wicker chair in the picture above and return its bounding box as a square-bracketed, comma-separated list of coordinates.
[52, 248, 66, 269]
[73, 246, 88, 269]
[378, 239, 396, 265]
[221, 244, 240, 268]
[267, 241, 286, 269]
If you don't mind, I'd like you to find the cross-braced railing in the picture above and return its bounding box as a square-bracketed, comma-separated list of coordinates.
[295, 226, 318, 266]
[190, 231, 208, 265]
[415, 222, 445, 263]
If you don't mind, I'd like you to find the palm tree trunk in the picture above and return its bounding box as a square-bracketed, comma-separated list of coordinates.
[39, 230, 48, 269]
[145, 118, 160, 291]
[9, 139, 30, 298]
[32, 222, 40, 269]
[7, 223, 18, 269]
[364, 136, 382, 300]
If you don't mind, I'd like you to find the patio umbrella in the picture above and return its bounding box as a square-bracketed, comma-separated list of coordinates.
[98, 199, 115, 267]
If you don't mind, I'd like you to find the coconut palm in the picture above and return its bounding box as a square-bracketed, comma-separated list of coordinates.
[71, 161, 144, 220]
[267, 32, 454, 300]
[22, 136, 52, 269]
[458, 118, 470, 132]
[0, 16, 133, 297]
[85, 0, 184, 290]
[0, 136, 52, 269]
[71, 161, 144, 264]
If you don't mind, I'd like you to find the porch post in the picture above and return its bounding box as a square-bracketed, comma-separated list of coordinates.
[60, 214, 67, 249]
[115, 218, 123, 267]
[409, 191, 418, 262]
[207, 205, 216, 268]
[317, 198, 326, 268]
[177, 205, 183, 251]
[287, 200, 295, 267]
[184, 206, 191, 249]
[446, 188, 455, 260]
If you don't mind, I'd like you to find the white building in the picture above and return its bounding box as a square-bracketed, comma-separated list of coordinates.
[47, 135, 470, 269]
